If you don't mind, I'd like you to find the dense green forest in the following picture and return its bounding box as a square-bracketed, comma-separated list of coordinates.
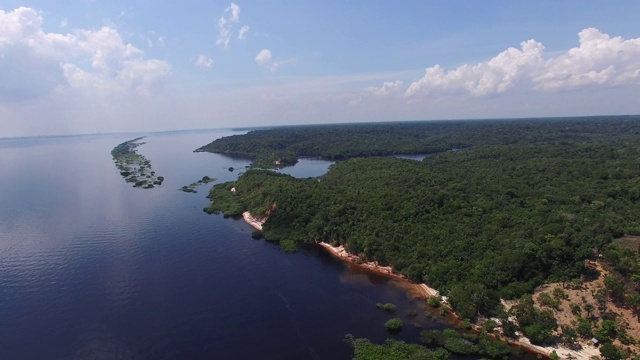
[196, 116, 639, 168]
[202, 117, 640, 355]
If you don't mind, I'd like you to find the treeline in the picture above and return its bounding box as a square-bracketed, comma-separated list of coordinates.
[196, 116, 640, 167]
[203, 116, 640, 321]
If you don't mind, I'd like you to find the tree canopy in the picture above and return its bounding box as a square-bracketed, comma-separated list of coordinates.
[203, 116, 640, 317]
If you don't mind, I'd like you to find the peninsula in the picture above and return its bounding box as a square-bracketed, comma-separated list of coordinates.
[201, 116, 640, 359]
[111, 137, 164, 189]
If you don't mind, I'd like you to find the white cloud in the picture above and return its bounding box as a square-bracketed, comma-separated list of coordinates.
[238, 25, 249, 40]
[255, 48, 293, 71]
[0, 7, 170, 100]
[59, 19, 68, 28]
[365, 80, 404, 96]
[405, 39, 544, 97]
[195, 54, 214, 68]
[226, 3, 240, 22]
[535, 28, 640, 90]
[216, 2, 245, 50]
[216, 17, 230, 50]
[405, 28, 640, 98]
[255, 49, 272, 66]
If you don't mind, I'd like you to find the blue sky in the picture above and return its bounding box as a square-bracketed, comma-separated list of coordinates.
[1, 1, 640, 136]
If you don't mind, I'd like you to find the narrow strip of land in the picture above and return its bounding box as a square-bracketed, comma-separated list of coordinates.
[111, 137, 164, 189]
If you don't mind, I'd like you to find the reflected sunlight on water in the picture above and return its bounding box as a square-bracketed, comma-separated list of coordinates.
[0, 131, 488, 359]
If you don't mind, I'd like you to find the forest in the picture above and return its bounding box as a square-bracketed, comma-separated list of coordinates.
[196, 116, 638, 168]
[201, 116, 640, 358]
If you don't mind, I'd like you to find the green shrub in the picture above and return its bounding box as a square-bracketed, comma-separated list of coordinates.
[384, 318, 403, 332]
[279, 240, 297, 252]
[575, 317, 593, 338]
[457, 320, 472, 330]
[569, 302, 581, 315]
[375, 303, 397, 313]
[502, 320, 517, 337]
[561, 325, 577, 345]
[484, 320, 497, 333]
[538, 292, 560, 309]
[426, 296, 441, 308]
[552, 287, 568, 300]
[600, 342, 622, 360]
[443, 336, 478, 355]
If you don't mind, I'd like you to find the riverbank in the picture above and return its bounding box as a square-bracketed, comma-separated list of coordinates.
[239, 212, 601, 359]
[315, 241, 555, 359]
[316, 242, 440, 298]
[242, 211, 264, 231]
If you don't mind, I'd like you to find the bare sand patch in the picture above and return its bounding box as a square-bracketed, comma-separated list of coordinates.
[532, 260, 639, 357]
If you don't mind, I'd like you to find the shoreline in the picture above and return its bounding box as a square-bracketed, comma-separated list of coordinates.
[316, 242, 440, 299]
[315, 241, 554, 359]
[239, 212, 598, 359]
[242, 211, 264, 231]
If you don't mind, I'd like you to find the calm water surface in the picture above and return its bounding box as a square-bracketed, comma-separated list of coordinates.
[0, 131, 473, 360]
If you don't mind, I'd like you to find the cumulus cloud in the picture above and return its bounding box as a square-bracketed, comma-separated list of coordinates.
[226, 3, 240, 22]
[238, 25, 249, 40]
[405, 39, 545, 97]
[255, 48, 293, 71]
[365, 80, 404, 96]
[0, 7, 171, 101]
[216, 2, 245, 50]
[195, 54, 214, 68]
[404, 28, 640, 98]
[536, 28, 640, 90]
[216, 18, 230, 50]
[255, 49, 272, 66]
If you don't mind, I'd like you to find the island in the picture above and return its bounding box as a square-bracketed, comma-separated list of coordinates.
[111, 137, 164, 189]
[200, 116, 640, 359]
[179, 176, 216, 193]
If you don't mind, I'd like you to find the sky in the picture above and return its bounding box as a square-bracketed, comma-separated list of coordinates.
[1, 1, 640, 137]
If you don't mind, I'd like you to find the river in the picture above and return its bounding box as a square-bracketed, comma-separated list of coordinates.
[0, 130, 519, 359]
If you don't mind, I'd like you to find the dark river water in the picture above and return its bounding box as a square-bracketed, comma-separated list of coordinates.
[0, 131, 496, 360]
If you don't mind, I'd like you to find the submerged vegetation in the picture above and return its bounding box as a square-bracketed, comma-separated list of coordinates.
[346, 330, 523, 360]
[179, 176, 216, 193]
[111, 137, 164, 189]
[420, 328, 514, 358]
[201, 116, 640, 358]
[384, 318, 403, 332]
[345, 335, 450, 360]
[376, 303, 397, 313]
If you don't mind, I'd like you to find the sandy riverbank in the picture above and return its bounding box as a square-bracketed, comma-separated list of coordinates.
[317, 242, 440, 298]
[315, 241, 602, 360]
[515, 337, 600, 360]
[242, 211, 264, 231]
[239, 213, 598, 359]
